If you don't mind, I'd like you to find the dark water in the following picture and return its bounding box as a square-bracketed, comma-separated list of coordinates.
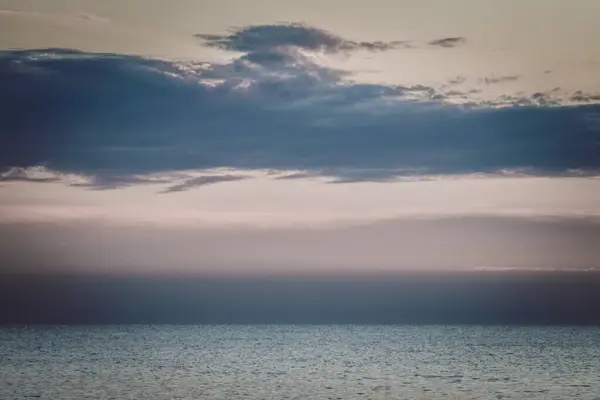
[1, 326, 599, 399]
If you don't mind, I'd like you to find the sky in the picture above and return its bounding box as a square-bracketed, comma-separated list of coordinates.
[1, 0, 599, 275]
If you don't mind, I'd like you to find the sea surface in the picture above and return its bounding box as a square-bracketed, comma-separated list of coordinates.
[1, 325, 599, 400]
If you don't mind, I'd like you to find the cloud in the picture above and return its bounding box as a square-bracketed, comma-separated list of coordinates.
[197, 24, 467, 53]
[75, 12, 110, 23]
[0, 165, 248, 192]
[0, 165, 185, 190]
[161, 175, 249, 193]
[70, 175, 173, 190]
[1, 47, 599, 187]
[274, 172, 319, 180]
[482, 75, 520, 85]
[0, 166, 72, 184]
[571, 91, 600, 103]
[447, 76, 466, 85]
[196, 23, 405, 54]
[478, 91, 568, 108]
[0, 175, 61, 184]
[428, 37, 466, 48]
[444, 90, 469, 97]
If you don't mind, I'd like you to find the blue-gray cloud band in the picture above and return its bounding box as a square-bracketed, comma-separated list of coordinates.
[0, 45, 599, 188]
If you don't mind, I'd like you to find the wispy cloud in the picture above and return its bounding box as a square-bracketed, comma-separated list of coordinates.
[0, 166, 72, 184]
[196, 23, 407, 54]
[571, 91, 600, 103]
[74, 12, 110, 23]
[447, 76, 467, 85]
[482, 75, 520, 85]
[160, 175, 250, 193]
[274, 172, 319, 180]
[70, 175, 173, 190]
[428, 37, 467, 48]
[197, 24, 467, 53]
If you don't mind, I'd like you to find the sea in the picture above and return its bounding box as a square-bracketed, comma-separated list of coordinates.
[1, 325, 599, 400]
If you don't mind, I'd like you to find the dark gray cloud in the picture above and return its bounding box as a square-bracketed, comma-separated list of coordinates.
[196, 23, 405, 54]
[428, 37, 466, 48]
[161, 175, 249, 193]
[0, 48, 599, 187]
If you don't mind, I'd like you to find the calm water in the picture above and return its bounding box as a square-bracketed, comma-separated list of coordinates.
[1, 326, 599, 400]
